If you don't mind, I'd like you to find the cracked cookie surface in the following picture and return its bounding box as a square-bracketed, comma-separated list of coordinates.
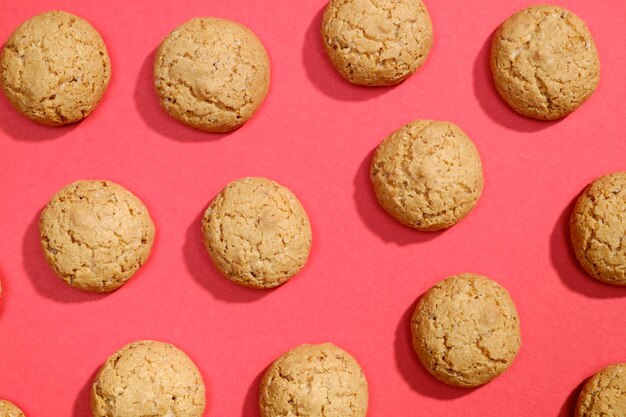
[0, 400, 25, 417]
[370, 120, 483, 231]
[576, 363, 626, 417]
[39, 180, 155, 293]
[259, 343, 368, 417]
[91, 340, 206, 417]
[411, 274, 521, 387]
[490, 5, 600, 120]
[154, 17, 270, 132]
[321, 0, 432, 86]
[202, 177, 312, 289]
[570, 172, 626, 286]
[0, 10, 111, 126]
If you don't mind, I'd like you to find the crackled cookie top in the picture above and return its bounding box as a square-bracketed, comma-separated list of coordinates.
[260, 343, 368, 417]
[321, 0, 433, 86]
[370, 120, 483, 231]
[570, 172, 626, 285]
[0, 10, 111, 125]
[0, 400, 25, 417]
[91, 341, 206, 417]
[202, 177, 312, 289]
[491, 5, 600, 120]
[154, 17, 270, 132]
[411, 274, 521, 387]
[39, 180, 155, 293]
[576, 363, 626, 417]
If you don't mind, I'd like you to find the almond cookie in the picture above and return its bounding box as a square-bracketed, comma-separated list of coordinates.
[491, 5, 600, 120]
[570, 172, 626, 286]
[321, 0, 433, 86]
[202, 177, 312, 289]
[411, 274, 521, 387]
[39, 180, 155, 293]
[154, 18, 270, 132]
[370, 120, 483, 231]
[259, 343, 368, 417]
[576, 363, 626, 417]
[91, 341, 205, 417]
[0, 400, 25, 417]
[0, 11, 111, 126]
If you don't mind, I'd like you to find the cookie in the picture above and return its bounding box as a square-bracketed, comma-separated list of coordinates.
[576, 363, 626, 417]
[39, 180, 155, 293]
[154, 18, 270, 132]
[370, 120, 483, 231]
[91, 340, 205, 417]
[202, 177, 312, 289]
[259, 343, 368, 417]
[411, 273, 521, 387]
[490, 5, 600, 120]
[570, 172, 626, 286]
[0, 10, 111, 126]
[321, 0, 433, 86]
[0, 400, 25, 417]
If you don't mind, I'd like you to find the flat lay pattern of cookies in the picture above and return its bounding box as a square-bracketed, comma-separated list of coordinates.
[0, 0, 626, 416]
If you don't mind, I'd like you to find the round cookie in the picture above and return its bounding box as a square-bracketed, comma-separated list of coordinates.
[321, 0, 433, 86]
[39, 180, 155, 293]
[570, 172, 626, 286]
[370, 120, 483, 231]
[154, 18, 270, 132]
[576, 363, 626, 417]
[0, 10, 111, 126]
[0, 400, 25, 417]
[91, 340, 205, 417]
[202, 177, 312, 289]
[411, 273, 521, 387]
[491, 5, 600, 120]
[259, 343, 368, 417]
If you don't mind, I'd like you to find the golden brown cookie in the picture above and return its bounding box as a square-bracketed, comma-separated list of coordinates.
[202, 177, 312, 289]
[0, 10, 111, 126]
[370, 120, 483, 231]
[259, 343, 368, 417]
[576, 363, 626, 417]
[570, 172, 626, 286]
[39, 180, 155, 293]
[154, 18, 270, 132]
[0, 400, 25, 417]
[321, 0, 433, 86]
[411, 273, 521, 387]
[91, 340, 205, 417]
[490, 5, 600, 120]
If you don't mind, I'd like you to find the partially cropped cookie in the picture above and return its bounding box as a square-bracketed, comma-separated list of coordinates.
[370, 120, 483, 231]
[0, 400, 25, 417]
[411, 274, 521, 387]
[91, 341, 205, 417]
[202, 177, 312, 289]
[154, 18, 270, 132]
[321, 0, 433, 86]
[491, 5, 600, 120]
[0, 11, 111, 125]
[576, 363, 626, 417]
[260, 343, 368, 417]
[570, 172, 626, 286]
[39, 180, 155, 293]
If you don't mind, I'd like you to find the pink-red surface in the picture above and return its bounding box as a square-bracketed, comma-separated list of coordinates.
[1, 0, 626, 416]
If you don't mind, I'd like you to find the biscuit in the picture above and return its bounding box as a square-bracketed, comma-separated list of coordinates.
[91, 340, 205, 417]
[370, 120, 483, 231]
[0, 400, 25, 417]
[576, 363, 626, 417]
[39, 180, 155, 293]
[259, 343, 368, 417]
[411, 273, 521, 387]
[0, 10, 111, 126]
[570, 172, 626, 286]
[202, 177, 312, 289]
[154, 18, 270, 132]
[490, 5, 600, 120]
[321, 0, 433, 86]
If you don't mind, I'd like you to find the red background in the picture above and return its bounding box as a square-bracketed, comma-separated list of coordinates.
[1, 0, 625, 416]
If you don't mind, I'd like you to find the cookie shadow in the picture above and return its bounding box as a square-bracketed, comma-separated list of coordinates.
[302, 7, 391, 101]
[241, 368, 265, 417]
[557, 379, 584, 417]
[73, 367, 99, 417]
[550, 196, 626, 298]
